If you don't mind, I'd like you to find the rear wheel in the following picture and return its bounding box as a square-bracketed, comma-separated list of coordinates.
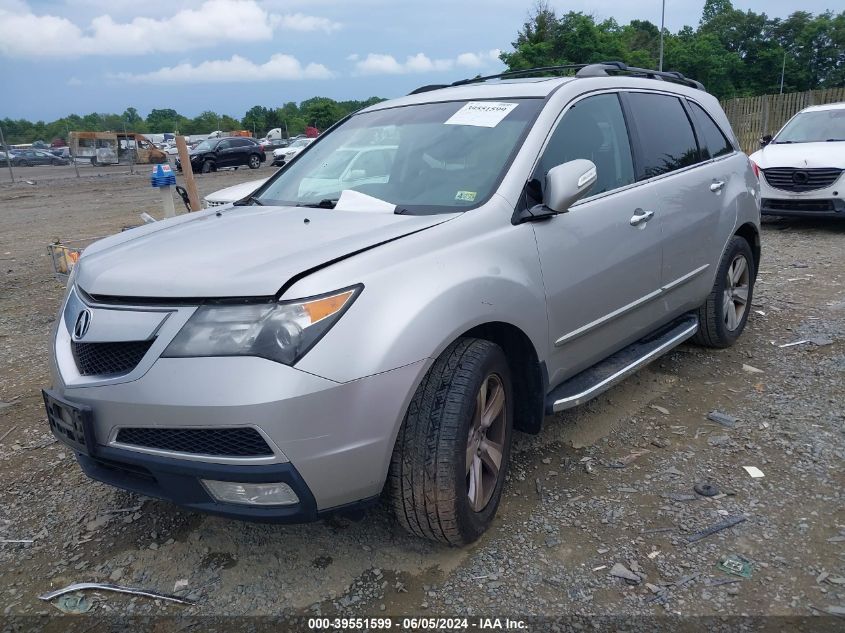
[201, 160, 214, 174]
[247, 154, 261, 169]
[389, 338, 513, 545]
[693, 235, 755, 348]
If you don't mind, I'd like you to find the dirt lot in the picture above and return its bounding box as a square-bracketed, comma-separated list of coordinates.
[0, 170, 843, 628]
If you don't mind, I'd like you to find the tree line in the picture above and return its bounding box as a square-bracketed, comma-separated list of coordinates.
[502, 0, 844, 99]
[3, 0, 843, 144]
[0, 96, 385, 145]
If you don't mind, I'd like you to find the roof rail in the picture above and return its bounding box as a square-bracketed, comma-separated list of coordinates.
[576, 62, 705, 90]
[407, 61, 705, 96]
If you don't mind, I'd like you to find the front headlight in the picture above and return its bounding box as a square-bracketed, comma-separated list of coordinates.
[162, 285, 361, 365]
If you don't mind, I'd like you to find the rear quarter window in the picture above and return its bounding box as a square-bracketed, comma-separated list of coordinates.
[626, 92, 699, 180]
[689, 101, 733, 159]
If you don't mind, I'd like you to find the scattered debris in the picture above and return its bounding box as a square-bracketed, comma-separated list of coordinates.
[641, 527, 675, 534]
[651, 437, 670, 449]
[753, 310, 766, 316]
[827, 577, 845, 586]
[650, 405, 670, 415]
[809, 337, 834, 347]
[606, 449, 650, 468]
[0, 425, 17, 443]
[647, 550, 660, 559]
[825, 606, 845, 616]
[0, 539, 33, 544]
[743, 466, 765, 478]
[140, 212, 157, 224]
[708, 434, 733, 448]
[742, 364, 764, 374]
[817, 572, 830, 584]
[685, 515, 747, 543]
[778, 339, 809, 348]
[40, 582, 196, 605]
[592, 565, 607, 572]
[663, 493, 698, 502]
[609, 562, 641, 584]
[707, 410, 739, 428]
[535, 478, 543, 500]
[827, 535, 845, 543]
[694, 483, 720, 497]
[717, 554, 753, 578]
[53, 593, 93, 614]
[174, 579, 189, 592]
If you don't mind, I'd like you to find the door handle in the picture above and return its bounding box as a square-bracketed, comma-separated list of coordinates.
[629, 208, 654, 226]
[710, 180, 725, 192]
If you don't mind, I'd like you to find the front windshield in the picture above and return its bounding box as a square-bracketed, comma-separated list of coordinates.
[257, 99, 543, 213]
[290, 139, 310, 148]
[775, 109, 845, 143]
[193, 140, 216, 152]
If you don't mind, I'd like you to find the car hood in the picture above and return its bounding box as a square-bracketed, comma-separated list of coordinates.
[749, 142, 845, 169]
[205, 178, 269, 204]
[75, 205, 457, 298]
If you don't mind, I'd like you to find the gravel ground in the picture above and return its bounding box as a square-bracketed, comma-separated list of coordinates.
[0, 171, 843, 628]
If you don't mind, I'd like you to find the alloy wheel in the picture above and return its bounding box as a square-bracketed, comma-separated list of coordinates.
[723, 254, 750, 331]
[466, 373, 507, 512]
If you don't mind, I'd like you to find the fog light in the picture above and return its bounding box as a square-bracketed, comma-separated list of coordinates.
[202, 480, 299, 506]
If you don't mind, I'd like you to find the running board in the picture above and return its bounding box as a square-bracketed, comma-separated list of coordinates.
[546, 315, 699, 414]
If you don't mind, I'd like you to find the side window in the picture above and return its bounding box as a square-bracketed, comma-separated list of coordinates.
[689, 102, 733, 159]
[533, 93, 635, 198]
[217, 140, 230, 150]
[626, 92, 699, 179]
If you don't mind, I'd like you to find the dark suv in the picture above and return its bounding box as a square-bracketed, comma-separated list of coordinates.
[176, 137, 265, 173]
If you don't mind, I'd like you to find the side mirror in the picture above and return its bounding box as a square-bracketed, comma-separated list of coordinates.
[543, 159, 597, 213]
[760, 134, 773, 147]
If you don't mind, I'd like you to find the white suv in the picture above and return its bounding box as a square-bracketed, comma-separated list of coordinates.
[750, 102, 845, 218]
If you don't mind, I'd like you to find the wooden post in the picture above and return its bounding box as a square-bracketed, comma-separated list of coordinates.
[0, 126, 14, 183]
[175, 136, 201, 211]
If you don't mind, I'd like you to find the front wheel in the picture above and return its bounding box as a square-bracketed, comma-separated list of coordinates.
[247, 154, 261, 169]
[389, 338, 513, 545]
[201, 160, 214, 174]
[693, 235, 756, 348]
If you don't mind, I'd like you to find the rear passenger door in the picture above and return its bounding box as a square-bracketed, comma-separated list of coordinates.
[530, 92, 665, 388]
[622, 92, 735, 314]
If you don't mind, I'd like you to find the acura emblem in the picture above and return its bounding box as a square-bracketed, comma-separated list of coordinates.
[73, 309, 92, 341]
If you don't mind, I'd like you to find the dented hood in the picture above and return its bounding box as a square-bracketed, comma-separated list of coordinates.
[76, 205, 455, 298]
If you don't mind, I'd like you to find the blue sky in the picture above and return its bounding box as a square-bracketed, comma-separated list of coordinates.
[1, 0, 838, 121]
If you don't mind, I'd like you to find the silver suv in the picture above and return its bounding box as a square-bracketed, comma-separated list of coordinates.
[45, 63, 760, 545]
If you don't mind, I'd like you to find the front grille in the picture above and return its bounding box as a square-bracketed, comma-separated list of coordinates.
[71, 339, 154, 376]
[115, 427, 273, 457]
[762, 198, 839, 213]
[763, 167, 842, 192]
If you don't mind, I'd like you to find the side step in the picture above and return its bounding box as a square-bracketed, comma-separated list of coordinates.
[546, 314, 698, 414]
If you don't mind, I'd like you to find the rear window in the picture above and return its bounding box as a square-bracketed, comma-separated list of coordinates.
[627, 93, 699, 180]
[689, 102, 733, 159]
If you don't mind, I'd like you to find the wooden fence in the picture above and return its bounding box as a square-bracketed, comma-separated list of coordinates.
[721, 87, 845, 154]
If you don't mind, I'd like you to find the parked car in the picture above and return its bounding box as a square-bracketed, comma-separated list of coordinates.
[45, 63, 760, 545]
[204, 177, 268, 207]
[272, 138, 314, 166]
[11, 148, 69, 166]
[175, 137, 265, 173]
[260, 139, 290, 153]
[749, 102, 845, 218]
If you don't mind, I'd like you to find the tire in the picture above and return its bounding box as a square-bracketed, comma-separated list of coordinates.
[692, 235, 755, 348]
[201, 160, 214, 174]
[18, 160, 30, 167]
[389, 338, 514, 545]
[247, 154, 261, 169]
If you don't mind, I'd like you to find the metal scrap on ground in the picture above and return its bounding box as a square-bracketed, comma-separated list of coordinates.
[39, 582, 196, 605]
[685, 515, 747, 544]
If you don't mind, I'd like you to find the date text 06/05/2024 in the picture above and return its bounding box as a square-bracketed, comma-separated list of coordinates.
[307, 617, 527, 630]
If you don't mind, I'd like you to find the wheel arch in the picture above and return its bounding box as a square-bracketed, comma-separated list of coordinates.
[460, 321, 545, 435]
[734, 222, 761, 274]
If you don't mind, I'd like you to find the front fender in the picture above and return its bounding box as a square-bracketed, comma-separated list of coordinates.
[288, 206, 549, 384]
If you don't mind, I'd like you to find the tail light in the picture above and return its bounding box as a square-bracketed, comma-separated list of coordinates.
[749, 159, 761, 180]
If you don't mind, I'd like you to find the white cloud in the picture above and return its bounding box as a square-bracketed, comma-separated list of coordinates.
[66, 77, 83, 86]
[111, 54, 333, 83]
[275, 12, 341, 33]
[355, 49, 503, 75]
[346, 53, 360, 62]
[0, 0, 342, 57]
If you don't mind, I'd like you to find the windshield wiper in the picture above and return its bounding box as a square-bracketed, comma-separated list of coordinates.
[233, 195, 263, 206]
[297, 198, 337, 209]
[826, 138, 844, 142]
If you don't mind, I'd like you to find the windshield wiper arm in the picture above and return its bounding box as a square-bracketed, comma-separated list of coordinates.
[233, 195, 263, 206]
[297, 198, 337, 209]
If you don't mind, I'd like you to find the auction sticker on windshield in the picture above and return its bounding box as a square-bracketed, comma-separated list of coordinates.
[445, 102, 518, 127]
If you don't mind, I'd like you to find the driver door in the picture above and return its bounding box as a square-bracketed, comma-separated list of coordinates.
[530, 92, 664, 387]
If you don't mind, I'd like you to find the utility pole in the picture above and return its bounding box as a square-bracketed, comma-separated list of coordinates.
[779, 52, 786, 94]
[659, 0, 666, 72]
[0, 125, 14, 183]
[123, 121, 134, 175]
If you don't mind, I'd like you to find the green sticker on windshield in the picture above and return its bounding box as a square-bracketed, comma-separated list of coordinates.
[455, 191, 477, 202]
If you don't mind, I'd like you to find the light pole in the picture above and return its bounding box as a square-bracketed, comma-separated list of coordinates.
[779, 51, 786, 94]
[659, 0, 666, 72]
